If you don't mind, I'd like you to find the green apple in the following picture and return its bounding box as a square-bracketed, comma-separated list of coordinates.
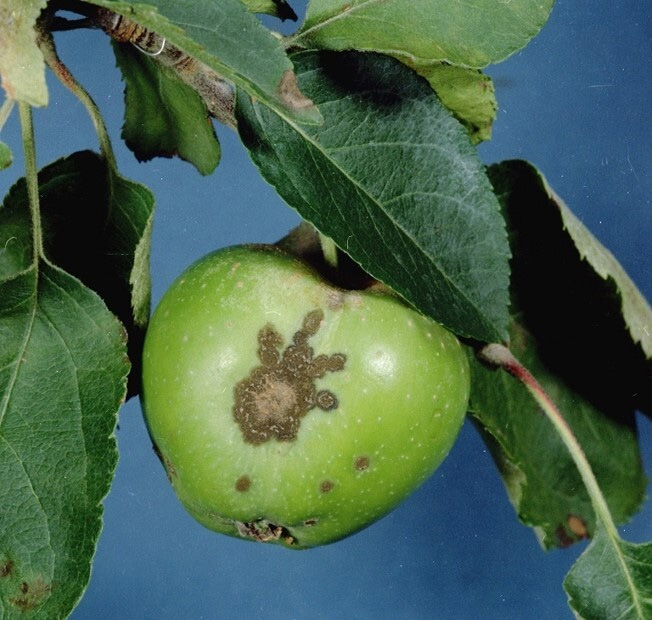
[141, 244, 470, 548]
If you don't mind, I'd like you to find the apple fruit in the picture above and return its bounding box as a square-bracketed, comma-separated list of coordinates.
[141, 244, 470, 548]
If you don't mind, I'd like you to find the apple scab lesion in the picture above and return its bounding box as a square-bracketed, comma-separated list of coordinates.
[233, 309, 346, 445]
[236, 519, 294, 545]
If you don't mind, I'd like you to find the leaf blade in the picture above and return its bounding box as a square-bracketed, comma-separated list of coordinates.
[488, 160, 652, 414]
[564, 526, 652, 620]
[112, 41, 221, 175]
[237, 50, 510, 342]
[467, 159, 650, 549]
[240, 0, 298, 21]
[295, 0, 554, 68]
[0, 141, 11, 170]
[0, 262, 128, 618]
[468, 321, 646, 550]
[0, 0, 48, 106]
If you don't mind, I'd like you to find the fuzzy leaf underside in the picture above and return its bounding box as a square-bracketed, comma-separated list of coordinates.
[295, 0, 554, 68]
[237, 50, 511, 342]
[0, 262, 128, 619]
[112, 42, 221, 175]
[564, 526, 652, 620]
[0, 0, 48, 106]
[85, 0, 321, 124]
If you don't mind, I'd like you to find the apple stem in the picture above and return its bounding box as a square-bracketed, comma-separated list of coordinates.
[478, 343, 619, 539]
[319, 234, 339, 269]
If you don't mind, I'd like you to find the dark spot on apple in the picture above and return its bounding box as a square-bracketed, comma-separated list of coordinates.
[354, 456, 370, 471]
[0, 559, 13, 577]
[236, 519, 295, 545]
[235, 475, 251, 492]
[9, 578, 51, 611]
[304, 518, 318, 527]
[320, 480, 334, 494]
[233, 309, 346, 445]
[316, 390, 338, 410]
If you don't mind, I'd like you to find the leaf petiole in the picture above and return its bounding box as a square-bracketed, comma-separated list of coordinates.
[479, 343, 644, 615]
[37, 29, 118, 173]
[17, 102, 43, 261]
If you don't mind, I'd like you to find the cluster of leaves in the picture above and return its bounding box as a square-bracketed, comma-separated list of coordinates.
[0, 0, 650, 618]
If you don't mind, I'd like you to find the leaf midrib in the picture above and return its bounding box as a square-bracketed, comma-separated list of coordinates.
[0, 268, 38, 430]
[295, 0, 387, 44]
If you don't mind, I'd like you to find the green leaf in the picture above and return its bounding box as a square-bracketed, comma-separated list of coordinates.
[293, 0, 554, 68]
[468, 321, 646, 550]
[0, 0, 48, 106]
[0, 261, 129, 619]
[489, 160, 652, 414]
[0, 141, 11, 170]
[418, 64, 496, 143]
[112, 41, 220, 175]
[2, 150, 154, 327]
[237, 50, 510, 342]
[467, 159, 651, 549]
[240, 0, 298, 21]
[564, 525, 652, 620]
[85, 0, 321, 124]
[1, 151, 154, 393]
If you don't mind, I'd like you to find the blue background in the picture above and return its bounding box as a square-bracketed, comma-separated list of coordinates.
[1, 1, 650, 618]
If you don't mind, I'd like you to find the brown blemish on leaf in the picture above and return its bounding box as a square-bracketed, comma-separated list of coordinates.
[354, 456, 370, 471]
[567, 514, 588, 538]
[233, 309, 346, 444]
[235, 475, 252, 492]
[0, 559, 13, 577]
[279, 69, 315, 110]
[9, 578, 51, 611]
[554, 524, 575, 548]
[320, 480, 334, 494]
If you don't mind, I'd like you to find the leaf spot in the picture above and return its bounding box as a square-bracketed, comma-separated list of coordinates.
[278, 70, 315, 110]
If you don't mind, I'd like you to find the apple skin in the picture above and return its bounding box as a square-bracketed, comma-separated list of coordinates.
[141, 245, 470, 549]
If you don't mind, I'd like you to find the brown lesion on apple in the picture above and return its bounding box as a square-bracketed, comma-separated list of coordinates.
[236, 519, 295, 545]
[354, 456, 370, 471]
[233, 309, 346, 445]
[235, 475, 252, 492]
[320, 480, 335, 494]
